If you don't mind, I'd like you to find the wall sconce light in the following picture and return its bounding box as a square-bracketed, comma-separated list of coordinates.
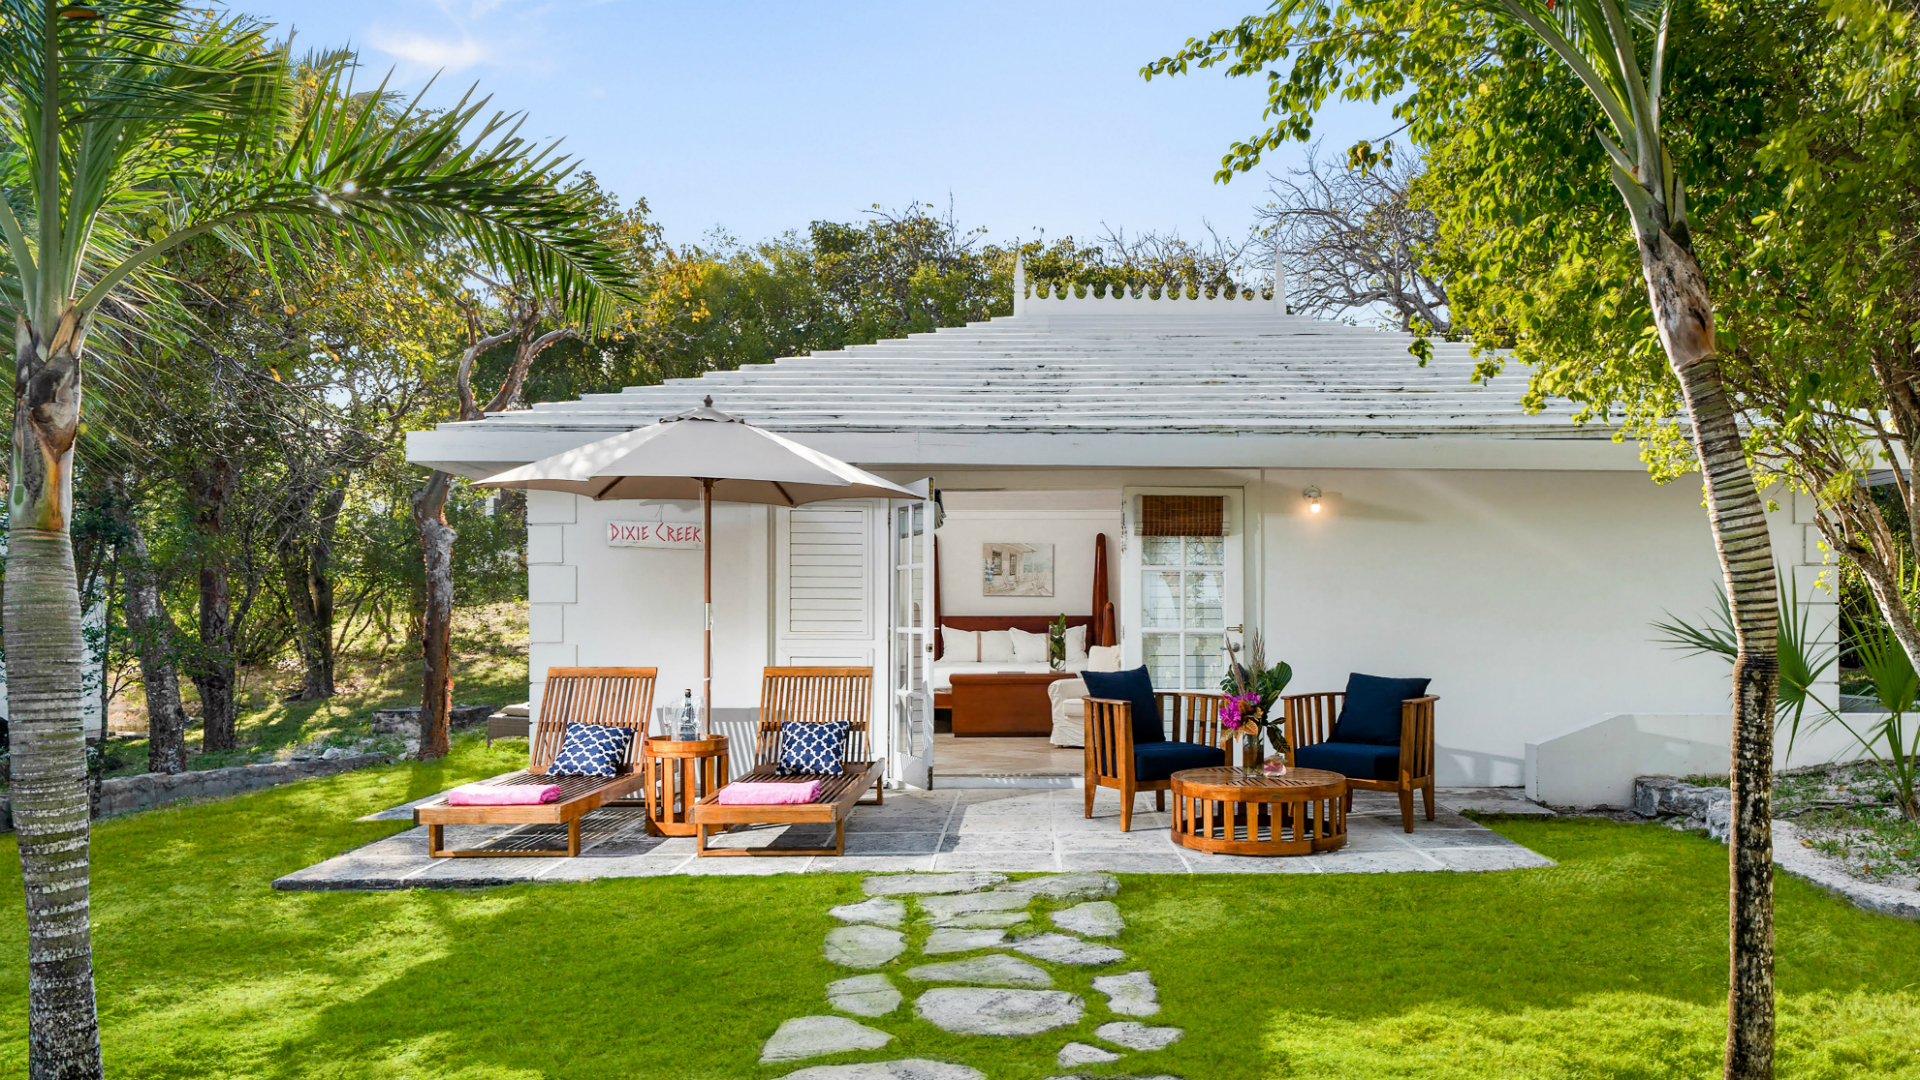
[1303, 486, 1322, 514]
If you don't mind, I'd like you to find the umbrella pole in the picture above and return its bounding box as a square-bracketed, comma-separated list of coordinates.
[702, 478, 713, 736]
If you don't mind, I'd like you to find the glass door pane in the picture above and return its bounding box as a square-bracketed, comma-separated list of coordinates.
[1140, 533, 1231, 691]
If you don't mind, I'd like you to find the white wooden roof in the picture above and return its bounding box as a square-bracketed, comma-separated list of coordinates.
[408, 296, 1625, 477]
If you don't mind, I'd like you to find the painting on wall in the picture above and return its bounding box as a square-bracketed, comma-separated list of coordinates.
[982, 542, 1054, 597]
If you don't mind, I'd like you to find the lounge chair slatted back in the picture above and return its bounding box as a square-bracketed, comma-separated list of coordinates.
[1282, 689, 1440, 832]
[1083, 690, 1231, 831]
[531, 667, 658, 774]
[415, 665, 658, 857]
[690, 667, 883, 857]
[756, 666, 873, 765]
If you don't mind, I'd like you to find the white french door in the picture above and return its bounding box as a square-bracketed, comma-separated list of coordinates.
[1123, 490, 1244, 693]
[889, 495, 935, 788]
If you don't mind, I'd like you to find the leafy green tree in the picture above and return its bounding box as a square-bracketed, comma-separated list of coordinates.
[1142, 2, 1835, 1074]
[0, 6, 625, 1076]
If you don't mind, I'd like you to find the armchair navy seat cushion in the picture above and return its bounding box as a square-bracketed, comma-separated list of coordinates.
[1332, 673, 1432, 745]
[1133, 740, 1226, 783]
[1293, 741, 1400, 782]
[1082, 666, 1165, 745]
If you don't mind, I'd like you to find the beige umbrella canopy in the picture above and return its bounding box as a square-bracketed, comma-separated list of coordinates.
[477, 398, 922, 720]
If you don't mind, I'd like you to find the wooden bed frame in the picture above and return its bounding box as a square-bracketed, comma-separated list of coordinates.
[930, 533, 1118, 739]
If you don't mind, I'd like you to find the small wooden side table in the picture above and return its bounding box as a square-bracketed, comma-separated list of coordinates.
[1169, 767, 1348, 856]
[640, 735, 730, 837]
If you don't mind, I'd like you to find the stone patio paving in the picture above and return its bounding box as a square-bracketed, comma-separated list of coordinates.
[274, 785, 1555, 890]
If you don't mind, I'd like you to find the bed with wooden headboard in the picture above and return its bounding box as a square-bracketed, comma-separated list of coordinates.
[931, 535, 1117, 737]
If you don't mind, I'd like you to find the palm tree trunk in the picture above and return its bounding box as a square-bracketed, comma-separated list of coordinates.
[1640, 232, 1779, 1080]
[7, 314, 105, 1080]
[412, 469, 457, 759]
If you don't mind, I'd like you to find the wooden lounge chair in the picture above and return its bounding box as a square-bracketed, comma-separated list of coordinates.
[1084, 680, 1229, 832]
[691, 666, 883, 856]
[414, 667, 656, 857]
[1282, 685, 1439, 833]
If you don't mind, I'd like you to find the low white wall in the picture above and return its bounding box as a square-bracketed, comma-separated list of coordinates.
[1527, 711, 1868, 808]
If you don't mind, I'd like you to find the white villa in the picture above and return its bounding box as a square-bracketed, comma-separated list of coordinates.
[406, 277, 1843, 802]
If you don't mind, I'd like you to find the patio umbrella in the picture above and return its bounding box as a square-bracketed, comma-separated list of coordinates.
[476, 398, 921, 721]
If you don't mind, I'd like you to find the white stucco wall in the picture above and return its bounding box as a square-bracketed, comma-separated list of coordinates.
[1526, 711, 1865, 808]
[523, 462, 1836, 788]
[1251, 468, 1745, 785]
[525, 489, 771, 719]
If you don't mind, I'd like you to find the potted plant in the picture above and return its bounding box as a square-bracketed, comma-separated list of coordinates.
[1220, 632, 1293, 773]
[1047, 613, 1068, 672]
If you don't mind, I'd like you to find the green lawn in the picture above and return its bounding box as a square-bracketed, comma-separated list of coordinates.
[2, 737, 1917, 1079]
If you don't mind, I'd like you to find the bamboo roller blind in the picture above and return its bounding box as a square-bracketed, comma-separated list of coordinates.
[1139, 495, 1225, 536]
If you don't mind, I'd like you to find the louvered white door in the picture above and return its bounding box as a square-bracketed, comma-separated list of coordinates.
[774, 502, 892, 763]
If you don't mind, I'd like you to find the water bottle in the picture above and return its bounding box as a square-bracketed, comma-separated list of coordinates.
[676, 689, 699, 741]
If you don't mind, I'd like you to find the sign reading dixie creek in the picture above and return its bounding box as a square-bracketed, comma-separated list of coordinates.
[606, 518, 704, 549]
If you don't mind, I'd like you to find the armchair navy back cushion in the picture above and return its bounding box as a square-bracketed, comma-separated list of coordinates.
[1081, 666, 1165, 745]
[1333, 673, 1432, 746]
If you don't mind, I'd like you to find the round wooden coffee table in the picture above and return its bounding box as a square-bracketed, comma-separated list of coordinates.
[640, 735, 730, 837]
[1169, 767, 1348, 856]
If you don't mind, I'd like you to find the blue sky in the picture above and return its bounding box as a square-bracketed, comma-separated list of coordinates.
[261, 1, 1396, 250]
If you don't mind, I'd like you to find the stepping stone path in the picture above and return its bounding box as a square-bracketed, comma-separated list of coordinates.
[1052, 901, 1123, 938]
[828, 975, 903, 1017]
[863, 873, 1006, 896]
[996, 872, 1120, 901]
[1009, 933, 1127, 966]
[826, 926, 906, 969]
[782, 1061, 985, 1080]
[832, 897, 907, 927]
[916, 988, 1086, 1035]
[1095, 1022, 1185, 1051]
[1057, 1042, 1121, 1066]
[769, 872, 1185, 1079]
[762, 1016, 894, 1062]
[918, 891, 1032, 918]
[1091, 971, 1160, 1016]
[930, 910, 1031, 929]
[906, 955, 1052, 988]
[922, 928, 1008, 955]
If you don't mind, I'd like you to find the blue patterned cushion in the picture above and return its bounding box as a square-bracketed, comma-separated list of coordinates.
[777, 721, 848, 776]
[550, 722, 634, 777]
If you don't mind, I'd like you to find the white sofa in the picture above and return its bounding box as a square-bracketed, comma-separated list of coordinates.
[1044, 645, 1124, 747]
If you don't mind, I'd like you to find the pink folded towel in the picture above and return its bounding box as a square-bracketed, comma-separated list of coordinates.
[447, 783, 562, 806]
[715, 780, 823, 806]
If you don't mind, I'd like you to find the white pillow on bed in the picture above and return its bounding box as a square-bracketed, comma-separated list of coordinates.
[940, 626, 980, 661]
[1065, 625, 1088, 662]
[980, 630, 1016, 662]
[1087, 644, 1123, 672]
[1009, 626, 1049, 663]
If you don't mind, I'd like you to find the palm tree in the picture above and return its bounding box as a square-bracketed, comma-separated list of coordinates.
[0, 5, 628, 1077]
[1476, 2, 1781, 1075]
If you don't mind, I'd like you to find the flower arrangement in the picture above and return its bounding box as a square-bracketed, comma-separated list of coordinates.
[1219, 632, 1293, 768]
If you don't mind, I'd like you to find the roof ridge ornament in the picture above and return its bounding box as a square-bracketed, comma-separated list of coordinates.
[1019, 274, 1284, 316]
[662, 395, 743, 424]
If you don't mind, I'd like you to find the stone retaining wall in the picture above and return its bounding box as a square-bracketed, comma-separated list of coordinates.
[1632, 776, 1732, 840]
[0, 753, 391, 828]
[97, 754, 391, 817]
[1634, 774, 1919, 919]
